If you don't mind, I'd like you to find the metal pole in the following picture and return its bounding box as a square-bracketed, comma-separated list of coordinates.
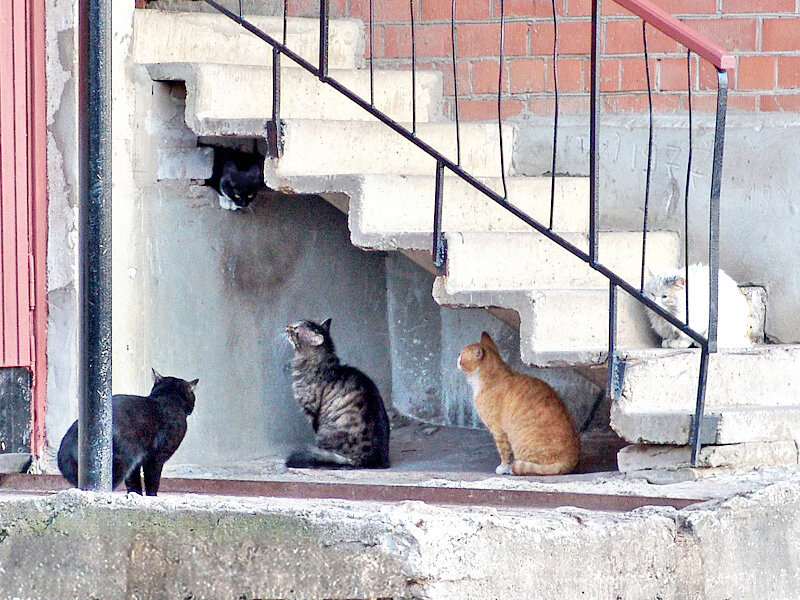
[589, 0, 601, 265]
[77, 0, 113, 491]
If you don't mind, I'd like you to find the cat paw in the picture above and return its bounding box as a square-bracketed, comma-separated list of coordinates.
[495, 463, 512, 475]
[663, 338, 692, 349]
[217, 193, 239, 211]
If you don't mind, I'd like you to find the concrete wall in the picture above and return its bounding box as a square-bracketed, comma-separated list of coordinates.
[43, 0, 81, 466]
[513, 111, 800, 344]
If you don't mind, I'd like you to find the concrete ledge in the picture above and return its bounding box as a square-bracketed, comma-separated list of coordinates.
[4, 480, 800, 599]
[610, 405, 800, 445]
[441, 231, 679, 293]
[145, 62, 442, 124]
[133, 10, 364, 70]
[616, 345, 800, 413]
[618, 441, 800, 472]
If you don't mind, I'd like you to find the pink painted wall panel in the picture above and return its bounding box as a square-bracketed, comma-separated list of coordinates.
[0, 0, 48, 455]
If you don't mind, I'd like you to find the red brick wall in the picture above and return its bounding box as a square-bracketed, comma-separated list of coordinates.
[288, 0, 800, 116]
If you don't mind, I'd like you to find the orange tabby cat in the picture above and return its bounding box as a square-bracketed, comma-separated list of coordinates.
[457, 332, 580, 475]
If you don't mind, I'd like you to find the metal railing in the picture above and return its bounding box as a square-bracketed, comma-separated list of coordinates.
[200, 0, 734, 465]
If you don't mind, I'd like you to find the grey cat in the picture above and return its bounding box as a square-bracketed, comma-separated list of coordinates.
[285, 318, 390, 469]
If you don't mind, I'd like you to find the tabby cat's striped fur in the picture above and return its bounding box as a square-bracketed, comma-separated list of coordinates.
[285, 318, 390, 469]
[458, 332, 579, 476]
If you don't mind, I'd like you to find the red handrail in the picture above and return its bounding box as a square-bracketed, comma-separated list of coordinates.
[612, 0, 736, 72]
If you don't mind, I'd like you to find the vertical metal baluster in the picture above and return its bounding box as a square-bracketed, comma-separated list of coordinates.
[283, 0, 288, 46]
[410, 0, 417, 135]
[589, 0, 600, 265]
[319, 0, 329, 80]
[433, 160, 447, 269]
[238, 0, 242, 21]
[549, 0, 559, 230]
[497, 0, 507, 199]
[690, 344, 710, 465]
[684, 51, 693, 326]
[451, 0, 461, 165]
[607, 281, 619, 403]
[639, 22, 653, 291]
[369, 0, 375, 106]
[708, 70, 728, 354]
[270, 46, 283, 158]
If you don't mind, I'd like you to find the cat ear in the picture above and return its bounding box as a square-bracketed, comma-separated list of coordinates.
[480, 331, 499, 354]
[646, 265, 655, 280]
[299, 328, 325, 347]
[188, 378, 199, 390]
[473, 346, 484, 360]
[673, 276, 686, 289]
[152, 368, 164, 382]
[320, 318, 332, 333]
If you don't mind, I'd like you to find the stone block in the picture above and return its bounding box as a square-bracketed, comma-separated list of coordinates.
[157, 147, 214, 181]
[618, 441, 800, 472]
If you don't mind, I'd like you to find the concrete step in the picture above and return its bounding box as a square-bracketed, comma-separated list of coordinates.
[617, 441, 800, 472]
[349, 175, 590, 250]
[144, 62, 443, 124]
[133, 9, 364, 70]
[432, 284, 659, 367]
[439, 231, 680, 294]
[255, 120, 513, 177]
[611, 405, 800, 446]
[610, 345, 800, 444]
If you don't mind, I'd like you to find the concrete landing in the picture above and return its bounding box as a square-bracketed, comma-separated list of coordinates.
[3, 467, 800, 599]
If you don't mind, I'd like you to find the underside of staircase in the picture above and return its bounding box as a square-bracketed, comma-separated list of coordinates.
[133, 8, 800, 472]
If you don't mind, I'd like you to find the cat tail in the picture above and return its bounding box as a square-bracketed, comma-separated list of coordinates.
[511, 458, 577, 476]
[285, 446, 356, 469]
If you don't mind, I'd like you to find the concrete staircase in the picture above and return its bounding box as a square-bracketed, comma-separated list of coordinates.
[133, 8, 800, 471]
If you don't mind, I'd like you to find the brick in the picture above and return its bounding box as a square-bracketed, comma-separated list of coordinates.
[655, 0, 717, 14]
[415, 23, 453, 58]
[548, 57, 586, 92]
[508, 58, 548, 93]
[724, 94, 758, 111]
[556, 20, 592, 55]
[722, 0, 795, 13]
[761, 93, 800, 111]
[763, 18, 800, 52]
[364, 25, 383, 59]
[529, 22, 557, 55]
[697, 59, 723, 91]
[604, 19, 681, 55]
[737, 55, 776, 91]
[286, 0, 318, 18]
[436, 59, 471, 96]
[529, 94, 590, 113]
[492, 0, 563, 18]
[600, 57, 621, 92]
[330, 0, 347, 18]
[778, 56, 800, 90]
[457, 97, 525, 119]
[472, 60, 506, 94]
[683, 92, 723, 112]
[620, 56, 658, 92]
[565, 0, 592, 17]
[603, 93, 681, 112]
[659, 57, 694, 92]
[686, 17, 758, 53]
[383, 24, 411, 58]
[421, 0, 492, 21]
[456, 22, 529, 57]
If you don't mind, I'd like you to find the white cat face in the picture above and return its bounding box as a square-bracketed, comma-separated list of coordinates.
[643, 271, 685, 313]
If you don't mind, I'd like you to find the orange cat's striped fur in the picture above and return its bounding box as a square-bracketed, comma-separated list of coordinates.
[457, 332, 580, 476]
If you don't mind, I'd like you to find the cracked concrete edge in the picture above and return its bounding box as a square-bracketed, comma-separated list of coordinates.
[3, 479, 800, 599]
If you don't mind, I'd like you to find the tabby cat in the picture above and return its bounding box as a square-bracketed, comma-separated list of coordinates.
[57, 370, 198, 495]
[285, 318, 390, 469]
[457, 332, 580, 476]
[643, 263, 753, 348]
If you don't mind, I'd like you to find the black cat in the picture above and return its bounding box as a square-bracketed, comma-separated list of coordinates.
[57, 370, 198, 495]
[285, 318, 390, 469]
[206, 146, 266, 210]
